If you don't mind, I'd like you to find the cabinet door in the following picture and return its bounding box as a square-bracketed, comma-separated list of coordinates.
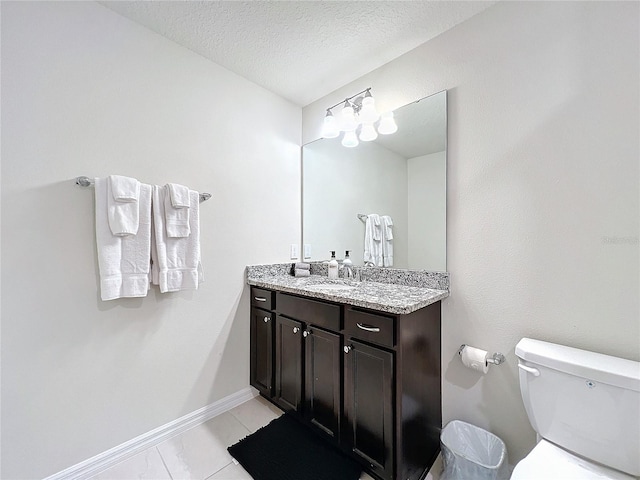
[250, 307, 273, 397]
[304, 327, 341, 441]
[344, 339, 394, 480]
[275, 315, 304, 413]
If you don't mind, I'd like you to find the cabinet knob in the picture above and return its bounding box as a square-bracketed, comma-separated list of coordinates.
[344, 345, 353, 354]
[293, 326, 300, 334]
[303, 330, 309, 338]
[263, 316, 269, 323]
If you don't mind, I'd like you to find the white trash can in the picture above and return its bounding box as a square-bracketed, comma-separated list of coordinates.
[440, 420, 509, 480]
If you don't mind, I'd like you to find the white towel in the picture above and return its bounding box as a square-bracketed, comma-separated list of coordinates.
[95, 177, 152, 301]
[167, 183, 190, 208]
[363, 214, 382, 267]
[151, 185, 203, 293]
[108, 175, 140, 236]
[164, 183, 190, 238]
[381, 215, 394, 267]
[110, 175, 140, 202]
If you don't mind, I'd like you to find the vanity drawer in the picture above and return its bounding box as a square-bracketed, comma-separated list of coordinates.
[345, 308, 395, 348]
[276, 292, 340, 331]
[251, 287, 275, 310]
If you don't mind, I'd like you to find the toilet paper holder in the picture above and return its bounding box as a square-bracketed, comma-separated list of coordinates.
[458, 344, 506, 366]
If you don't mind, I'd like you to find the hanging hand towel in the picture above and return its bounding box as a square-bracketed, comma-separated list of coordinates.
[167, 183, 190, 208]
[96, 177, 152, 301]
[152, 185, 203, 293]
[363, 214, 382, 267]
[107, 175, 140, 236]
[164, 183, 190, 238]
[110, 174, 140, 201]
[381, 215, 394, 267]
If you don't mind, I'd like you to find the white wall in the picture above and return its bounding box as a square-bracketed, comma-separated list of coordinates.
[408, 151, 446, 271]
[303, 138, 408, 267]
[0, 2, 300, 478]
[304, 1, 639, 464]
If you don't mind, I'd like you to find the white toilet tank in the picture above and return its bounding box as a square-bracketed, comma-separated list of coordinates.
[515, 338, 640, 477]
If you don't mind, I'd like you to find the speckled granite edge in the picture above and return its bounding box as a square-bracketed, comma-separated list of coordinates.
[245, 263, 293, 278]
[246, 263, 449, 314]
[310, 264, 449, 290]
[246, 263, 449, 291]
[246, 274, 447, 315]
[357, 267, 449, 290]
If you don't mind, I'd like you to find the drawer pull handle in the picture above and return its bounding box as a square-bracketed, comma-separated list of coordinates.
[263, 316, 269, 323]
[254, 296, 267, 302]
[357, 323, 381, 333]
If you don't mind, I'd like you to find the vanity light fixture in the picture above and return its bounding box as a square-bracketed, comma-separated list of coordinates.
[321, 88, 397, 147]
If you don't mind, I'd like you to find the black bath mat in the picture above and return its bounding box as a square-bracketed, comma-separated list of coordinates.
[228, 413, 362, 480]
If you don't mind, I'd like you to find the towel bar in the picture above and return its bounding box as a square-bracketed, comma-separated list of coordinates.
[75, 176, 212, 202]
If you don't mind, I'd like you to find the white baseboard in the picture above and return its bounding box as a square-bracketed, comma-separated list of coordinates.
[45, 387, 259, 480]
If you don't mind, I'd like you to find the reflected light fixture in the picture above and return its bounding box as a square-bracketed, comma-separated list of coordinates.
[321, 88, 397, 147]
[378, 111, 398, 135]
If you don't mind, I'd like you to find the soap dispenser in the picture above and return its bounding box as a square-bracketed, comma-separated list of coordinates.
[328, 251, 339, 279]
[342, 250, 353, 278]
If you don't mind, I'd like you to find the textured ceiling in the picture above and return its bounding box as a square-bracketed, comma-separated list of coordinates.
[100, 1, 496, 106]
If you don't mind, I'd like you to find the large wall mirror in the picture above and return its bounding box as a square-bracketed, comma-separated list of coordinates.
[302, 90, 447, 271]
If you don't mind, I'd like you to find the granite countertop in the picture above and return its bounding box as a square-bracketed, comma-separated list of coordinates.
[246, 272, 449, 315]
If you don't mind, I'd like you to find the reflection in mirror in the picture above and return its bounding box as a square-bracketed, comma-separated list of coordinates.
[302, 90, 446, 271]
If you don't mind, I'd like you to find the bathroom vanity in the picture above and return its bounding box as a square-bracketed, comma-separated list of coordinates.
[247, 265, 448, 480]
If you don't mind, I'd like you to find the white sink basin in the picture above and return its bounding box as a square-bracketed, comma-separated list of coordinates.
[306, 283, 356, 292]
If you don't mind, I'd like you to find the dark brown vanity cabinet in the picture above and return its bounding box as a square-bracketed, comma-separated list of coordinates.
[342, 304, 442, 480]
[274, 315, 303, 412]
[304, 326, 342, 440]
[344, 338, 395, 480]
[275, 291, 343, 441]
[249, 286, 442, 480]
[249, 288, 275, 397]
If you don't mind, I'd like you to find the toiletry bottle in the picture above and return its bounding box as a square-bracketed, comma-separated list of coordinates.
[343, 250, 353, 278]
[328, 251, 339, 279]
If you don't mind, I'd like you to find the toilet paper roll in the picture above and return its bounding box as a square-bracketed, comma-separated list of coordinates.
[460, 345, 489, 374]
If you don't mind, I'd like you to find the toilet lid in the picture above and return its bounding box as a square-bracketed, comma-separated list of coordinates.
[511, 440, 636, 480]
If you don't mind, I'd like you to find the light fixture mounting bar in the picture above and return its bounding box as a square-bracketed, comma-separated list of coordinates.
[325, 87, 372, 112]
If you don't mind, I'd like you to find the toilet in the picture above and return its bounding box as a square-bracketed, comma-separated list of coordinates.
[512, 338, 640, 480]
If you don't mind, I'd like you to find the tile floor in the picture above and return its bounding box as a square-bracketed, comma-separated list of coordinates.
[92, 395, 442, 480]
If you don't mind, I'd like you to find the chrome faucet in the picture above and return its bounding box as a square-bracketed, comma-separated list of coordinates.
[344, 265, 354, 279]
[340, 264, 361, 281]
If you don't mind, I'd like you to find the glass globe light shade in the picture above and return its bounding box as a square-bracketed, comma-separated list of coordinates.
[359, 123, 378, 142]
[321, 112, 340, 139]
[341, 130, 359, 148]
[377, 111, 398, 135]
[359, 96, 380, 124]
[341, 104, 357, 131]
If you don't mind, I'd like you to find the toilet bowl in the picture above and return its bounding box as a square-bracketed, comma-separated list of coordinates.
[511, 439, 635, 480]
[512, 338, 640, 480]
